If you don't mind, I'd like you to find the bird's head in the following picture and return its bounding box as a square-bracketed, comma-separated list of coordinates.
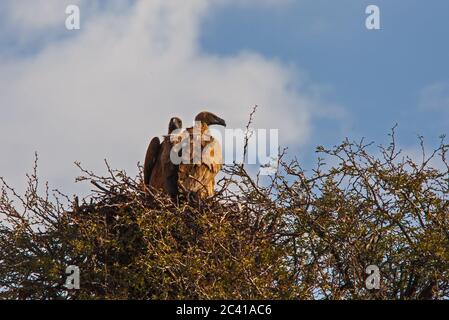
[168, 117, 183, 133]
[195, 111, 226, 127]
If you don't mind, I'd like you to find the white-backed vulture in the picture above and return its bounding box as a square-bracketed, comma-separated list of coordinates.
[144, 117, 183, 197]
[178, 112, 226, 199]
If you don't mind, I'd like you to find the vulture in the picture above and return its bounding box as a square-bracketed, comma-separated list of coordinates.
[144, 117, 183, 197]
[178, 112, 226, 199]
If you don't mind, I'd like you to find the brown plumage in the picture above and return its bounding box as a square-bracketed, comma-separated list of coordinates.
[144, 137, 160, 186]
[178, 112, 226, 199]
[144, 117, 183, 197]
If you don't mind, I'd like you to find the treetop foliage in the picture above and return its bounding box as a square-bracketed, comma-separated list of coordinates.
[1, 129, 448, 299]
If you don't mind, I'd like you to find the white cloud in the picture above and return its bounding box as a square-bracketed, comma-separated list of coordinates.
[0, 0, 342, 195]
[4, 0, 76, 30]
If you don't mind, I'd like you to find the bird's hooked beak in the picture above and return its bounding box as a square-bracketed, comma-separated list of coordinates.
[211, 115, 226, 127]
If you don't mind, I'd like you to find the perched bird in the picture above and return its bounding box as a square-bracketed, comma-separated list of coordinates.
[178, 111, 226, 199]
[144, 117, 183, 197]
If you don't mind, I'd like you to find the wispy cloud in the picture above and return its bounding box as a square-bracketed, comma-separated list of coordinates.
[418, 82, 449, 111]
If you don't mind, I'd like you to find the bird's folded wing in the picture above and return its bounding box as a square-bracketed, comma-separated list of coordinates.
[144, 137, 161, 185]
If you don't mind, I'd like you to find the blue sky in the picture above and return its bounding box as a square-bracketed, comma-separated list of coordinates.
[0, 0, 448, 195]
[202, 0, 449, 150]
